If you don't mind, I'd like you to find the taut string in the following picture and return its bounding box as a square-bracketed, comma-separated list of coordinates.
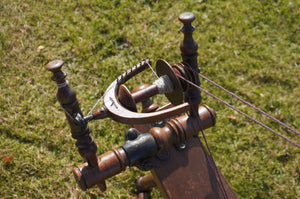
[176, 74, 300, 148]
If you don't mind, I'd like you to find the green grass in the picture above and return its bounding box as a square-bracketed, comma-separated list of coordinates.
[1, 0, 299, 198]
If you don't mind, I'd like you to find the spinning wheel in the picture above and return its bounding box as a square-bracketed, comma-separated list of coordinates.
[46, 12, 239, 199]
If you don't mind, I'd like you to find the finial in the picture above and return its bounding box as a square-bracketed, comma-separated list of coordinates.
[46, 60, 64, 72]
[178, 12, 195, 29]
[46, 60, 66, 82]
[178, 12, 198, 59]
[178, 12, 201, 113]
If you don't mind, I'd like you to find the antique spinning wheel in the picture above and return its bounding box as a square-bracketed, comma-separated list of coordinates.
[46, 12, 299, 199]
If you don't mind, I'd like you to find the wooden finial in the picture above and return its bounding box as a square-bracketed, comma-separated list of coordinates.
[178, 13, 201, 113]
[46, 60, 64, 72]
[179, 12, 198, 63]
[178, 12, 195, 24]
[46, 60, 66, 83]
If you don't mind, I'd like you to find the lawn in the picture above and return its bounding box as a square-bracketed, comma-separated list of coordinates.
[0, 0, 299, 198]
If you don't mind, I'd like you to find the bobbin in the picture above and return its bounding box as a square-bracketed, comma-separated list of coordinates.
[118, 59, 184, 113]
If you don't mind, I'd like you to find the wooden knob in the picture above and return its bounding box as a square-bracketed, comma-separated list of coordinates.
[136, 174, 156, 192]
[46, 60, 64, 72]
[178, 12, 197, 56]
[46, 60, 66, 82]
[178, 12, 195, 25]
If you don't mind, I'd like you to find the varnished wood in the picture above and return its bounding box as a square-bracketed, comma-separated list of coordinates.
[118, 84, 159, 113]
[131, 84, 159, 134]
[179, 12, 201, 114]
[73, 105, 217, 192]
[132, 84, 159, 113]
[46, 60, 99, 168]
[73, 148, 129, 190]
[136, 174, 156, 192]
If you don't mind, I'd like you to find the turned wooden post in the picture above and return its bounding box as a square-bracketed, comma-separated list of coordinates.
[179, 12, 201, 114]
[46, 60, 98, 167]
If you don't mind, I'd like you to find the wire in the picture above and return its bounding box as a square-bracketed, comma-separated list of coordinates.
[176, 74, 300, 148]
[187, 98, 229, 199]
[188, 68, 300, 137]
[88, 95, 104, 116]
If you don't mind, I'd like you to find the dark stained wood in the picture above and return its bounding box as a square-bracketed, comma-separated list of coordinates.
[132, 84, 159, 105]
[132, 105, 237, 199]
[179, 12, 201, 115]
[46, 60, 99, 168]
[118, 84, 138, 112]
[148, 105, 216, 152]
[131, 84, 159, 134]
[73, 148, 129, 190]
[118, 84, 159, 113]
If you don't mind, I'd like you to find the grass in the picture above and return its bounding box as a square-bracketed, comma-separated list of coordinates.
[0, 0, 299, 198]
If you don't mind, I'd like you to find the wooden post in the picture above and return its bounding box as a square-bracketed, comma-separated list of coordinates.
[46, 60, 106, 191]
